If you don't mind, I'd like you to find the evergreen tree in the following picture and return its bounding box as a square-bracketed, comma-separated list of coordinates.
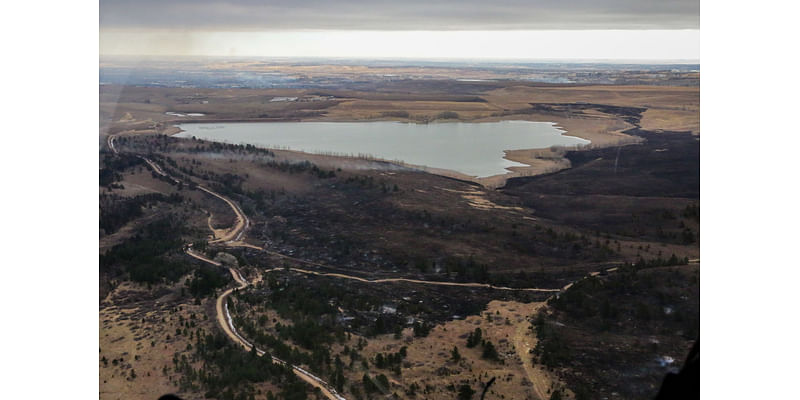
[457, 384, 476, 400]
[451, 346, 461, 362]
[466, 328, 482, 348]
[482, 341, 499, 361]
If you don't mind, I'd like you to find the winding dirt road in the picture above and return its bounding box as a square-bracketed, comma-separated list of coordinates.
[109, 135, 249, 243]
[196, 186, 249, 243]
[188, 250, 346, 400]
[111, 135, 344, 400]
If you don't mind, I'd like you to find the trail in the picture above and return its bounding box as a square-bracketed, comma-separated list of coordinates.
[227, 242, 560, 292]
[280, 266, 560, 292]
[512, 303, 555, 400]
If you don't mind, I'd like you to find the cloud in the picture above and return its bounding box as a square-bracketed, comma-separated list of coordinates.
[99, 0, 699, 31]
[99, 30, 700, 59]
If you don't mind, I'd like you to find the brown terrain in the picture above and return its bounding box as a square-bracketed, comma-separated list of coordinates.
[100, 78, 698, 188]
[100, 67, 698, 400]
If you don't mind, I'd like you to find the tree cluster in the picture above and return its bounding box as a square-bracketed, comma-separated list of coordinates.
[374, 346, 407, 375]
[465, 328, 499, 361]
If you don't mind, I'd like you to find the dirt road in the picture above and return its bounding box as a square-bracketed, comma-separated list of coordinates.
[512, 302, 558, 400]
[108, 134, 249, 243]
[196, 185, 249, 243]
[107, 135, 117, 154]
[191, 248, 346, 400]
[283, 267, 560, 292]
[227, 242, 561, 292]
[185, 248, 222, 266]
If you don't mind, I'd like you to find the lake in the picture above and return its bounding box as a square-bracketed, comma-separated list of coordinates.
[175, 120, 589, 178]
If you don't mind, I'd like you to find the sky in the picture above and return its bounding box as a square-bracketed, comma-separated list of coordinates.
[99, 0, 700, 61]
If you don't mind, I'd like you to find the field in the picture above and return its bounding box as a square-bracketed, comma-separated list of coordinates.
[100, 73, 698, 187]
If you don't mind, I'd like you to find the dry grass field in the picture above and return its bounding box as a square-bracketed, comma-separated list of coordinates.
[354, 300, 567, 400]
[99, 281, 212, 400]
[481, 85, 699, 134]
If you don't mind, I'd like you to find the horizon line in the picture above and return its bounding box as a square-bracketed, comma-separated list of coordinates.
[99, 54, 700, 65]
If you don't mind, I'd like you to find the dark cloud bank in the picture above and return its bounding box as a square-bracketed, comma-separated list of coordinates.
[100, 0, 699, 31]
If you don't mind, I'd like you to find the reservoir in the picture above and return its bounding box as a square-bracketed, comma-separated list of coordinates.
[175, 120, 589, 178]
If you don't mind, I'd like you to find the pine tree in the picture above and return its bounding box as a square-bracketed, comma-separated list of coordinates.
[466, 327, 482, 348]
[451, 346, 461, 362]
[458, 384, 476, 400]
[482, 341, 499, 361]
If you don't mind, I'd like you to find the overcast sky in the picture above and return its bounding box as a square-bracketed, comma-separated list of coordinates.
[99, 0, 700, 60]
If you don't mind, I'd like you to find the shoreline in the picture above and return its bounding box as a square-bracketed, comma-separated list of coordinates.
[161, 115, 640, 189]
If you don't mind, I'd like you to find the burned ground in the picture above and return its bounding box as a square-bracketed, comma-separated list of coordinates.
[531, 264, 699, 400]
[503, 129, 699, 198]
[109, 133, 633, 284]
[501, 129, 699, 250]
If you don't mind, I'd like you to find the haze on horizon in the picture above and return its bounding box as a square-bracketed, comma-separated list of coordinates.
[100, 0, 700, 61]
